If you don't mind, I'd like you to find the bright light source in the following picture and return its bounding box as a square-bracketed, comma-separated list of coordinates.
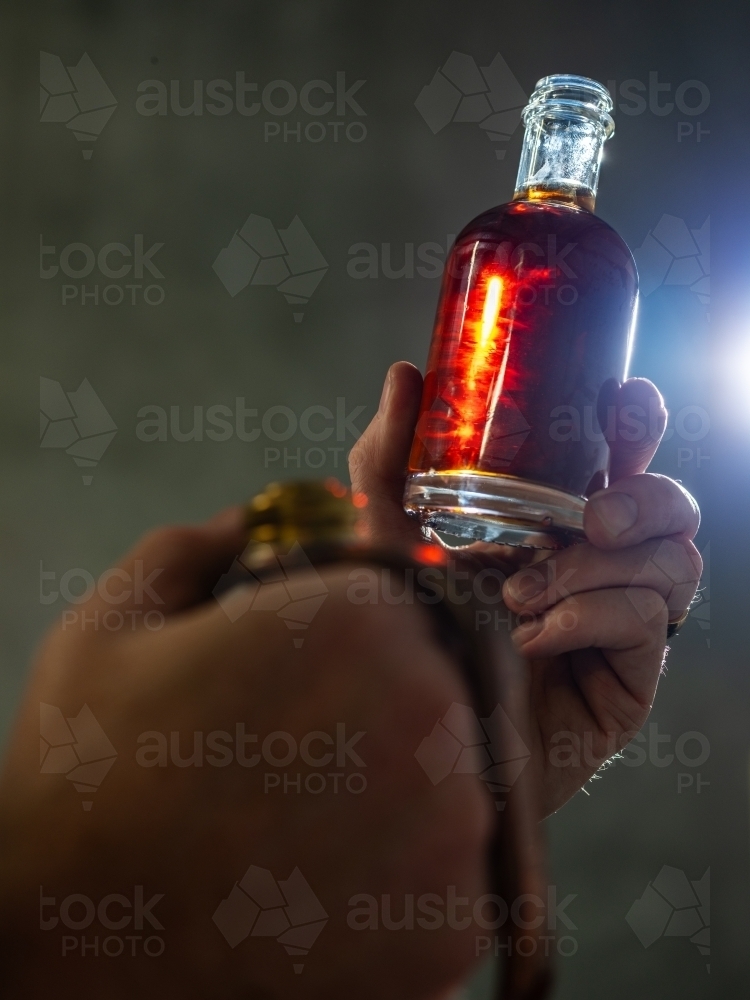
[720, 336, 750, 427]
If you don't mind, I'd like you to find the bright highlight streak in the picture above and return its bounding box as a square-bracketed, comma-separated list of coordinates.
[480, 276, 503, 347]
[468, 275, 504, 389]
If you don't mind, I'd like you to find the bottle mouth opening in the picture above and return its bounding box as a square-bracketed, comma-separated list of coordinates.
[523, 74, 614, 135]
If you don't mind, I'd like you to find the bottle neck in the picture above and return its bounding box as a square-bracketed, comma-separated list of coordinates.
[513, 78, 614, 212]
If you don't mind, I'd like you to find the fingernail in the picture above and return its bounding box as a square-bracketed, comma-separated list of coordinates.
[378, 370, 392, 415]
[504, 571, 545, 605]
[589, 491, 638, 537]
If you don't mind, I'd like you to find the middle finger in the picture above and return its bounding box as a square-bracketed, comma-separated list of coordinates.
[503, 536, 702, 619]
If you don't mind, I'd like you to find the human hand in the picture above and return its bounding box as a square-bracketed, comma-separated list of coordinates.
[0, 508, 491, 999]
[349, 362, 703, 816]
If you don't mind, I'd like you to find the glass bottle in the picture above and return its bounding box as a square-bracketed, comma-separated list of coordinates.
[404, 75, 638, 549]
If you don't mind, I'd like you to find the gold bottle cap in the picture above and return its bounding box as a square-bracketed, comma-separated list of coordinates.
[245, 479, 364, 549]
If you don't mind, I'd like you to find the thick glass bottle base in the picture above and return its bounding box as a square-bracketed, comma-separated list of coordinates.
[403, 471, 586, 550]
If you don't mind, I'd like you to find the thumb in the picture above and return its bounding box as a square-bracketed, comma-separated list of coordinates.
[608, 378, 668, 483]
[349, 361, 425, 546]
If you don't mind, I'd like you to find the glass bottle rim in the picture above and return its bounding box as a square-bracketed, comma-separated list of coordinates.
[523, 74, 614, 136]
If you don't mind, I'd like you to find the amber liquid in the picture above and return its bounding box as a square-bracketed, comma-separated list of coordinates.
[409, 195, 637, 499]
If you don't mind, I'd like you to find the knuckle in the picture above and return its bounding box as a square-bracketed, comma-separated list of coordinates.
[647, 474, 701, 533]
[625, 586, 668, 629]
[684, 538, 703, 578]
[618, 539, 699, 626]
[645, 537, 702, 587]
[612, 473, 700, 540]
[670, 483, 700, 533]
[347, 432, 372, 485]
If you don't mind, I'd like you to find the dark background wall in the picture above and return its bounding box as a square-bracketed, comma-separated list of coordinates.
[1, 1, 747, 997]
